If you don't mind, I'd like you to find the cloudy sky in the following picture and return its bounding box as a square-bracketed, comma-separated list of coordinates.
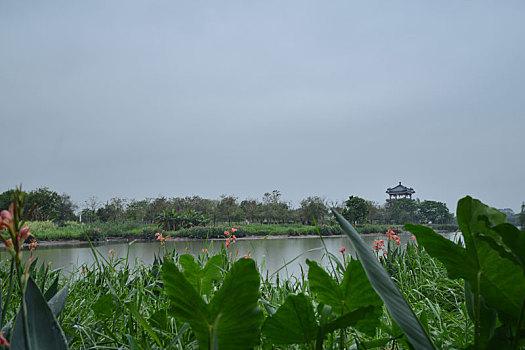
[1, 1, 524, 213]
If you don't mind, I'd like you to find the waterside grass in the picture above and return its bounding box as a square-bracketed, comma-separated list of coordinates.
[27, 221, 402, 241]
[0, 239, 469, 349]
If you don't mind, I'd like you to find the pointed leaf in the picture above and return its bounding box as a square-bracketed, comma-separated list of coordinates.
[11, 278, 68, 350]
[306, 260, 342, 311]
[208, 258, 263, 350]
[178, 254, 202, 292]
[324, 306, 375, 333]
[341, 258, 382, 311]
[411, 197, 525, 320]
[163, 258, 263, 350]
[492, 223, 525, 268]
[405, 224, 477, 281]
[333, 209, 435, 349]
[162, 260, 209, 345]
[200, 255, 223, 297]
[44, 276, 59, 301]
[48, 284, 69, 318]
[262, 293, 318, 345]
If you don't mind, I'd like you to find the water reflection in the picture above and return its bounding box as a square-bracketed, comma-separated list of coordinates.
[13, 232, 455, 277]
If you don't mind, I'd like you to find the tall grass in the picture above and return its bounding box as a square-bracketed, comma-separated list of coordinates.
[0, 239, 469, 349]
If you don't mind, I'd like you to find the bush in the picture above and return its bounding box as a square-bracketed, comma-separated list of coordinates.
[83, 227, 106, 241]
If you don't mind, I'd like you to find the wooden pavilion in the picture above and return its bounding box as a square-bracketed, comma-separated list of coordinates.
[386, 182, 415, 200]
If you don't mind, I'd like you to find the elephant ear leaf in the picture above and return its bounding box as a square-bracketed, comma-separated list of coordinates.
[11, 278, 69, 350]
[178, 254, 202, 293]
[208, 258, 263, 350]
[162, 260, 210, 346]
[262, 293, 318, 345]
[200, 254, 223, 297]
[163, 258, 263, 350]
[306, 259, 342, 312]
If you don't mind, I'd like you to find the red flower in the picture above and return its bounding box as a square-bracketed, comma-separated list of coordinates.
[108, 249, 114, 254]
[339, 247, 346, 253]
[0, 332, 9, 346]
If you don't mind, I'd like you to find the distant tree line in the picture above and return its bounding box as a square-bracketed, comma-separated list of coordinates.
[341, 196, 455, 225]
[3, 186, 502, 228]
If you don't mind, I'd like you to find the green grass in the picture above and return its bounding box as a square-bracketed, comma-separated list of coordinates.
[27, 221, 399, 241]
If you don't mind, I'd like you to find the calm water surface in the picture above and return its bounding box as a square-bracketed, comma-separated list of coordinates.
[17, 232, 456, 277]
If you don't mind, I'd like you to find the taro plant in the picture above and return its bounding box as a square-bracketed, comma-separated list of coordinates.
[262, 258, 383, 349]
[162, 255, 263, 349]
[0, 188, 69, 349]
[406, 196, 525, 349]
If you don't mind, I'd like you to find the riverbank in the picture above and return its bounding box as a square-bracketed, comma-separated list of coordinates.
[25, 221, 457, 245]
[27, 221, 404, 241]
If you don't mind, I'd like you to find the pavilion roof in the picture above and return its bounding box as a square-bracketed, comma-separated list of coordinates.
[386, 182, 415, 195]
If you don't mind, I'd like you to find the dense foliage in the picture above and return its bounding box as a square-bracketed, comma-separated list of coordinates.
[0, 187, 465, 229]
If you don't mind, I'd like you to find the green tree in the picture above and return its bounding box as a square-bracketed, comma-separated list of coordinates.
[342, 196, 369, 225]
[418, 200, 452, 224]
[299, 196, 328, 225]
[0, 189, 15, 211]
[81, 196, 100, 223]
[262, 190, 287, 224]
[216, 195, 241, 225]
[58, 193, 78, 222]
[126, 199, 150, 222]
[96, 198, 127, 223]
[365, 200, 381, 224]
[26, 187, 62, 221]
[385, 198, 419, 224]
[240, 199, 260, 224]
[144, 197, 170, 223]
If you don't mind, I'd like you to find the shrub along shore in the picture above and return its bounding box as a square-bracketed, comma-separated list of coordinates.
[24, 221, 461, 242]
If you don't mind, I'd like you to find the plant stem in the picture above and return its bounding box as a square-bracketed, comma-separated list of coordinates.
[474, 271, 481, 348]
[0, 260, 15, 327]
[14, 259, 31, 350]
[512, 296, 525, 349]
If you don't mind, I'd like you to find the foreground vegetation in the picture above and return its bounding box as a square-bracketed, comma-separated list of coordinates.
[1, 228, 466, 349]
[1, 190, 523, 349]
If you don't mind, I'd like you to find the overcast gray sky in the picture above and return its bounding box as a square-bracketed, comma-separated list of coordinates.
[1, 0, 524, 213]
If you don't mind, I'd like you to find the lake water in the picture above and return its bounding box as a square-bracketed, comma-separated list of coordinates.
[9, 232, 458, 277]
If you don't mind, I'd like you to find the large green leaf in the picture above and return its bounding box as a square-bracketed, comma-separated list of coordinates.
[207, 258, 263, 349]
[162, 260, 210, 347]
[492, 223, 525, 269]
[262, 293, 318, 345]
[47, 284, 69, 318]
[92, 294, 116, 319]
[333, 209, 435, 349]
[408, 197, 525, 320]
[307, 258, 382, 335]
[163, 258, 263, 350]
[179, 254, 223, 297]
[11, 278, 69, 350]
[404, 224, 477, 281]
[306, 260, 342, 311]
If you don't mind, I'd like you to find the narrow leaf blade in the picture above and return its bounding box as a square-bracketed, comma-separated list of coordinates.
[333, 209, 435, 349]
